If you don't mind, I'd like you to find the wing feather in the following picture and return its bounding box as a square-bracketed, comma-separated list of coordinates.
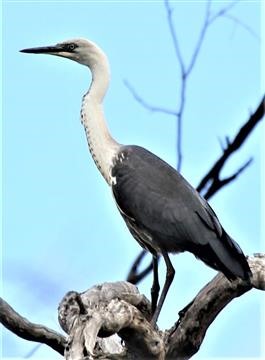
[111, 145, 222, 251]
[111, 145, 251, 280]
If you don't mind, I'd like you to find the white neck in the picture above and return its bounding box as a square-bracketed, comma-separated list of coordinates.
[81, 50, 120, 184]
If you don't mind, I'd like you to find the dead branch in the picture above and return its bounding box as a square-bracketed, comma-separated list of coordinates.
[124, 81, 177, 117]
[1, 254, 264, 359]
[164, 0, 185, 76]
[197, 96, 265, 199]
[126, 249, 154, 284]
[165, 254, 265, 359]
[207, 0, 260, 41]
[126, 0, 244, 172]
[221, 13, 260, 40]
[207, 0, 240, 25]
[58, 282, 163, 359]
[0, 297, 66, 355]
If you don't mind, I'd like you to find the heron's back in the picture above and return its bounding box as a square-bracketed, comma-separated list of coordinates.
[111, 145, 251, 281]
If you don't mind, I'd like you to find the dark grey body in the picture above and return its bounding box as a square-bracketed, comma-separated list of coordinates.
[112, 145, 251, 281]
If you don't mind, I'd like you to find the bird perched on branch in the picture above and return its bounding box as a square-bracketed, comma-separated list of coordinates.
[21, 38, 252, 325]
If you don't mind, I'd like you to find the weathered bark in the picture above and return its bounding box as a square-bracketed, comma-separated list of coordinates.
[1, 254, 264, 359]
[165, 254, 265, 359]
[58, 282, 164, 359]
[0, 297, 66, 355]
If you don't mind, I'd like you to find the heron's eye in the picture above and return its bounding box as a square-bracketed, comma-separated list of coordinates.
[67, 43, 76, 51]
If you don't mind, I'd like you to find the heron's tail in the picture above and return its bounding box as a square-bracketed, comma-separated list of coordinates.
[210, 229, 252, 282]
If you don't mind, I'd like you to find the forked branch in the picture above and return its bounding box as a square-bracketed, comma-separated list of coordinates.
[197, 96, 265, 199]
[126, 0, 249, 172]
[1, 254, 264, 359]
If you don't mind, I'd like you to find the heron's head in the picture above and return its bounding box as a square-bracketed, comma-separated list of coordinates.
[20, 38, 107, 68]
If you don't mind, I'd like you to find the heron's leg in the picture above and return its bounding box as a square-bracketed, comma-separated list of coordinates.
[151, 254, 160, 315]
[151, 251, 175, 326]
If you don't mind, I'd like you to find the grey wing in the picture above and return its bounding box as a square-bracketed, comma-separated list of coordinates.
[112, 146, 251, 279]
[111, 146, 251, 281]
[111, 145, 222, 253]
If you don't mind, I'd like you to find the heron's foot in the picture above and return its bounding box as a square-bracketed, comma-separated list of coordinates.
[167, 300, 195, 336]
[178, 299, 194, 319]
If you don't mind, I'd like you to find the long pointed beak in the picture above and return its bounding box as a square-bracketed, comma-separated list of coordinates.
[20, 45, 63, 54]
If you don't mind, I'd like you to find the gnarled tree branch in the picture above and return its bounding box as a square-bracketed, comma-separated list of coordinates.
[1, 254, 264, 359]
[0, 297, 66, 355]
[166, 254, 265, 359]
[58, 283, 162, 359]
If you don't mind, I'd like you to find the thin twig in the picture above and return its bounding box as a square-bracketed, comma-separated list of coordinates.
[127, 249, 154, 285]
[186, 0, 211, 76]
[164, 0, 186, 76]
[124, 80, 177, 117]
[25, 343, 42, 358]
[164, 0, 189, 170]
[208, 0, 240, 25]
[223, 13, 260, 41]
[203, 157, 253, 200]
[176, 81, 186, 171]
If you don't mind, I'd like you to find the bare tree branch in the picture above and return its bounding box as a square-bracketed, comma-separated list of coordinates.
[202, 157, 253, 200]
[166, 254, 265, 359]
[2, 255, 263, 359]
[185, 0, 211, 76]
[197, 96, 265, 199]
[58, 283, 163, 360]
[123, 80, 177, 117]
[207, 0, 259, 41]
[164, 0, 185, 76]
[222, 13, 260, 40]
[208, 0, 240, 24]
[126, 0, 245, 173]
[25, 343, 42, 358]
[175, 85, 185, 171]
[126, 249, 154, 284]
[0, 297, 66, 356]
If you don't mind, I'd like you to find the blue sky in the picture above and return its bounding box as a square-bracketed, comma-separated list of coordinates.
[2, 0, 264, 358]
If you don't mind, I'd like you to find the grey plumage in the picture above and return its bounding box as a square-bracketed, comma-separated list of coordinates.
[112, 145, 251, 281]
